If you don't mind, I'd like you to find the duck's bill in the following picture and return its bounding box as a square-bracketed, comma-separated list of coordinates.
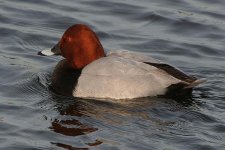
[38, 49, 55, 56]
[38, 43, 61, 56]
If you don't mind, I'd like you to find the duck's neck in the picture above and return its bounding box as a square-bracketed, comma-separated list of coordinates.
[52, 59, 82, 96]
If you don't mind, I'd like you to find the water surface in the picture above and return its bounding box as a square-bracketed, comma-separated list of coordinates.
[0, 0, 225, 149]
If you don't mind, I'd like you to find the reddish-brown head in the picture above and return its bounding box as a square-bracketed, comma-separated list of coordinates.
[58, 24, 105, 69]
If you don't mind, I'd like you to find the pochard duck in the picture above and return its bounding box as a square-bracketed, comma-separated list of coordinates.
[39, 24, 205, 99]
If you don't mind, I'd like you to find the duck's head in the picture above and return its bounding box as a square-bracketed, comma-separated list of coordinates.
[39, 24, 105, 69]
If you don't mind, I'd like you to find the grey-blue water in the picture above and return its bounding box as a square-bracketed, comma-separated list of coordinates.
[0, 0, 225, 149]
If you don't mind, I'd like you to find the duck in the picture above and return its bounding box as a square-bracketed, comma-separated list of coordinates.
[38, 24, 205, 100]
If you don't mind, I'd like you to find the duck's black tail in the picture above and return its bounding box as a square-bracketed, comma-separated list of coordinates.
[184, 79, 207, 89]
[163, 79, 206, 99]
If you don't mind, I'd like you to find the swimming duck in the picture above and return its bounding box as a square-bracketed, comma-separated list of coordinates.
[39, 24, 205, 99]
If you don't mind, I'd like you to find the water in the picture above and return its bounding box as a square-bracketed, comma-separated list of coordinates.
[0, 0, 225, 149]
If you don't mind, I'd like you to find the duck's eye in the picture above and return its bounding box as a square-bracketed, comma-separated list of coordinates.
[62, 36, 72, 43]
[67, 37, 72, 42]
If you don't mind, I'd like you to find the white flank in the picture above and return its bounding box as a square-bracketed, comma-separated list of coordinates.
[73, 50, 181, 99]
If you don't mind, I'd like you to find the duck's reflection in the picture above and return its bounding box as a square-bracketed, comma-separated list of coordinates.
[48, 96, 158, 146]
[48, 92, 199, 149]
[52, 140, 102, 150]
[51, 142, 89, 150]
[48, 95, 104, 149]
[50, 119, 98, 136]
[49, 95, 196, 129]
[49, 98, 98, 136]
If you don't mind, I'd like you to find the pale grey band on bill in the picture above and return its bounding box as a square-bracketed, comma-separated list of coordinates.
[39, 49, 56, 56]
[38, 43, 61, 56]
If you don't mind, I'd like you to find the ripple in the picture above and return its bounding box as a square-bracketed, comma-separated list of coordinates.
[212, 124, 225, 133]
[201, 11, 225, 20]
[82, 1, 145, 12]
[182, 111, 218, 123]
[170, 19, 221, 35]
[134, 12, 175, 24]
[52, 142, 89, 150]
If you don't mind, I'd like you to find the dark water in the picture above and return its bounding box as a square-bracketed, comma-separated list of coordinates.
[0, 0, 225, 149]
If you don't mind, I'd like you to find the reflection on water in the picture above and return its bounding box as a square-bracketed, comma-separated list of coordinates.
[50, 119, 98, 137]
[1, 0, 225, 149]
[45, 89, 201, 149]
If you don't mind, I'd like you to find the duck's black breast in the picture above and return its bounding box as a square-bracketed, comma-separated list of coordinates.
[51, 59, 82, 96]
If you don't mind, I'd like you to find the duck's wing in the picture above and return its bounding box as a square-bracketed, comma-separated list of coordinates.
[108, 50, 199, 82]
[143, 62, 206, 98]
[143, 62, 196, 83]
[107, 50, 161, 63]
[75, 55, 182, 99]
